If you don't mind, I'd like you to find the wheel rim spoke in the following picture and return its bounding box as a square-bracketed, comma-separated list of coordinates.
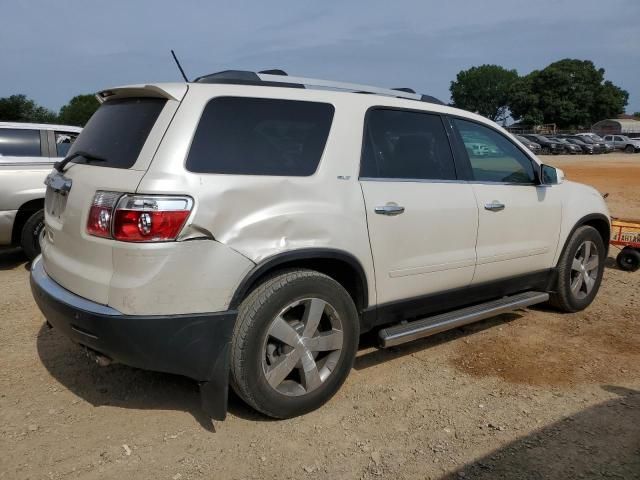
[302, 298, 326, 338]
[585, 255, 599, 271]
[300, 350, 322, 391]
[265, 350, 301, 388]
[571, 258, 583, 272]
[305, 330, 343, 352]
[570, 273, 584, 295]
[583, 241, 591, 261]
[268, 316, 301, 347]
[583, 273, 595, 293]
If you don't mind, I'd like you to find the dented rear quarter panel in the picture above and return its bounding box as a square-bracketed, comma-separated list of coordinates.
[136, 84, 377, 308]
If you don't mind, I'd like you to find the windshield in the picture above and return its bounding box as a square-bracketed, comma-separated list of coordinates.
[67, 97, 166, 169]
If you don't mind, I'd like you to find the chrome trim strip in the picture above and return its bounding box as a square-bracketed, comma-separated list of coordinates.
[359, 177, 464, 184]
[358, 177, 540, 186]
[31, 256, 121, 316]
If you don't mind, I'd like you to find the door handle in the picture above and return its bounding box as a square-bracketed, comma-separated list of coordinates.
[375, 205, 405, 216]
[484, 201, 505, 211]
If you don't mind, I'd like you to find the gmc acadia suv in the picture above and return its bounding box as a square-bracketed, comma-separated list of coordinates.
[30, 70, 610, 420]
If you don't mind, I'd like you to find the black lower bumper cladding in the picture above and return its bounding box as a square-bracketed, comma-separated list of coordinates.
[30, 257, 237, 420]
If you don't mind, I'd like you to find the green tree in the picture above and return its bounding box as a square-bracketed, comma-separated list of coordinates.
[0, 94, 57, 123]
[633, 112, 640, 118]
[508, 59, 628, 129]
[450, 65, 518, 122]
[57, 94, 100, 126]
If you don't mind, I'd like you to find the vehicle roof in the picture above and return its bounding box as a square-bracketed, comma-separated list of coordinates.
[104, 80, 497, 129]
[0, 121, 82, 132]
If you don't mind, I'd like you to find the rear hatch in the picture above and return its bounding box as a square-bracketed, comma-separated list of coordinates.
[42, 85, 186, 304]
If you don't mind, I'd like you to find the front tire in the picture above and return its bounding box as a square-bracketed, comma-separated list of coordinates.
[625, 144, 634, 154]
[20, 209, 45, 261]
[550, 226, 605, 312]
[230, 269, 359, 419]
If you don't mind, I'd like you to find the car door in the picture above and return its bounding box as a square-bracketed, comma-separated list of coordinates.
[359, 108, 478, 305]
[450, 118, 562, 284]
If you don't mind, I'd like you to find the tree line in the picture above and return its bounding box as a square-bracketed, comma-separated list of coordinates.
[0, 58, 636, 128]
[450, 59, 633, 128]
[0, 94, 99, 127]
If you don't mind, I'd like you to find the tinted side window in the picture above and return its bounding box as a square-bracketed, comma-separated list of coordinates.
[55, 131, 79, 157]
[186, 97, 334, 176]
[68, 98, 166, 169]
[0, 128, 41, 157]
[361, 109, 456, 180]
[454, 119, 535, 184]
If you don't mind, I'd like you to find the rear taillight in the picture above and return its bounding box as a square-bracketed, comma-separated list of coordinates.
[87, 192, 193, 242]
[87, 191, 121, 238]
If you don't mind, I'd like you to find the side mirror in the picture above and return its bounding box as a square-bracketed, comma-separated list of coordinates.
[540, 164, 563, 185]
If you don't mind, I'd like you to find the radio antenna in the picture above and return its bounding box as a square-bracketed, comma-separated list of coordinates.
[171, 50, 189, 82]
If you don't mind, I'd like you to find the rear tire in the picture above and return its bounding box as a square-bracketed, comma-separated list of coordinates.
[541, 146, 551, 155]
[20, 209, 45, 261]
[230, 269, 359, 419]
[550, 226, 605, 312]
[616, 247, 640, 272]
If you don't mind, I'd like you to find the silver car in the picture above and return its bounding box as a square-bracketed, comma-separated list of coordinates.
[0, 122, 81, 259]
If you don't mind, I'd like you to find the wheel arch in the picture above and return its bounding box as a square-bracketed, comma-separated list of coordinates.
[229, 248, 369, 313]
[558, 213, 610, 263]
[11, 198, 45, 245]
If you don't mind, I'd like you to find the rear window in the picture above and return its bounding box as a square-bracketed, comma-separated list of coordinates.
[0, 128, 41, 157]
[67, 97, 166, 168]
[186, 97, 334, 176]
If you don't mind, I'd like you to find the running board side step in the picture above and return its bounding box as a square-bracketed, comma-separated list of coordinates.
[378, 291, 549, 348]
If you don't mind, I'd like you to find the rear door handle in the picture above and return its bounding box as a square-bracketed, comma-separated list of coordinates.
[375, 205, 405, 216]
[484, 201, 505, 211]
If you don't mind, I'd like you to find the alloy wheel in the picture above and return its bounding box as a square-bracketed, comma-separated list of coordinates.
[262, 298, 344, 396]
[570, 240, 599, 300]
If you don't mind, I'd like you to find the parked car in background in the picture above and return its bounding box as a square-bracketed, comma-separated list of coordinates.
[0, 122, 81, 259]
[515, 135, 541, 154]
[30, 71, 610, 421]
[562, 137, 598, 154]
[549, 137, 581, 154]
[564, 135, 604, 154]
[602, 135, 640, 153]
[521, 134, 564, 154]
[575, 133, 613, 153]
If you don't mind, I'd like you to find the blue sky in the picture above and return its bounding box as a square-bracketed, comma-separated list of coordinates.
[2, 0, 639, 114]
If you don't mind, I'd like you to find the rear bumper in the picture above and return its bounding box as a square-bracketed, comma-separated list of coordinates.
[30, 256, 236, 420]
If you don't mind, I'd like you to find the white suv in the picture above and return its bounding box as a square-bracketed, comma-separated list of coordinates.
[30, 71, 610, 420]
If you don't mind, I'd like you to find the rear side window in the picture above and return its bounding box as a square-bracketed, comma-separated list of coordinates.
[454, 118, 535, 184]
[67, 98, 166, 168]
[55, 131, 79, 157]
[0, 128, 41, 157]
[186, 97, 334, 176]
[361, 109, 456, 180]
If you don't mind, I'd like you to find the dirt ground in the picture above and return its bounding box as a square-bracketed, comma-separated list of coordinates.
[1, 153, 639, 480]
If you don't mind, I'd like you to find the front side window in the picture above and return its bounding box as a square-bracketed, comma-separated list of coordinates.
[186, 97, 334, 176]
[0, 128, 41, 157]
[454, 119, 536, 184]
[361, 109, 456, 180]
[55, 131, 79, 157]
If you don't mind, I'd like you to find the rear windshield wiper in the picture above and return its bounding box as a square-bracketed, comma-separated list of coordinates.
[54, 151, 107, 172]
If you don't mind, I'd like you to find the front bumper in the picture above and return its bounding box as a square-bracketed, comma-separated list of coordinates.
[30, 256, 237, 420]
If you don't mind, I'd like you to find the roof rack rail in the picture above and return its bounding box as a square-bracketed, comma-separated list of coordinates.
[193, 70, 444, 105]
